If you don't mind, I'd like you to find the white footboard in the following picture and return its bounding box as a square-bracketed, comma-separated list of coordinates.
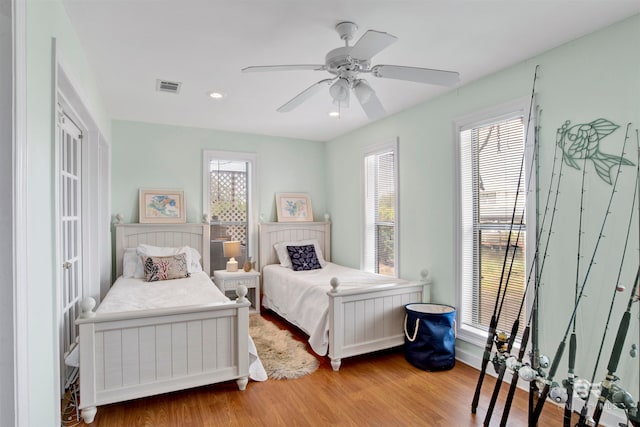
[76, 298, 250, 423]
[327, 271, 432, 371]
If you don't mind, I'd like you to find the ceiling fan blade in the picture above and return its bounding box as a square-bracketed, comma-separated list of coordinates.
[372, 65, 460, 86]
[242, 64, 326, 73]
[349, 30, 397, 61]
[353, 81, 385, 120]
[277, 79, 334, 112]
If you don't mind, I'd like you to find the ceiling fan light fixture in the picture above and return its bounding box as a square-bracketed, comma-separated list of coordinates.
[329, 79, 349, 101]
[353, 80, 374, 104]
[328, 111, 340, 118]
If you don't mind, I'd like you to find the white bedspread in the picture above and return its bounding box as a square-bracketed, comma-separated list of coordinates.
[262, 263, 409, 355]
[97, 272, 229, 312]
[98, 272, 267, 381]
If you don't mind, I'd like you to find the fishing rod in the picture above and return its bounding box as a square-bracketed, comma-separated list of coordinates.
[482, 196, 527, 426]
[470, 64, 540, 415]
[530, 123, 632, 426]
[482, 130, 540, 425]
[590, 264, 640, 426]
[529, 113, 544, 424]
[483, 107, 554, 426]
[563, 156, 589, 426]
[576, 127, 640, 426]
[499, 113, 568, 427]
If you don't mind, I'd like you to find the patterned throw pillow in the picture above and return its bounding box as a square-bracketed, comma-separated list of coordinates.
[286, 245, 322, 271]
[141, 253, 190, 282]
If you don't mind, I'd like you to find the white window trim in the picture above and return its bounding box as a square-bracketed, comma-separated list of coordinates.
[453, 97, 536, 347]
[361, 138, 400, 277]
[202, 150, 258, 263]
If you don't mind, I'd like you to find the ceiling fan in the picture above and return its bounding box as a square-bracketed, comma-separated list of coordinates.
[242, 21, 460, 120]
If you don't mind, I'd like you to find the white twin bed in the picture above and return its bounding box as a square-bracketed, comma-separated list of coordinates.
[76, 223, 266, 424]
[258, 222, 432, 371]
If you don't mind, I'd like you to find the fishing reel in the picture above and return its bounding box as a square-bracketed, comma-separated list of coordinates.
[494, 331, 509, 353]
[628, 402, 640, 427]
[549, 381, 568, 404]
[573, 378, 592, 400]
[607, 382, 636, 412]
[490, 331, 510, 372]
[503, 356, 539, 382]
[538, 354, 550, 369]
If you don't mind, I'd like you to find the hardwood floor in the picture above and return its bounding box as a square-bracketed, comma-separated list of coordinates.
[71, 311, 561, 426]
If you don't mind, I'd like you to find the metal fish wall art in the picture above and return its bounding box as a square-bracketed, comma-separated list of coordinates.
[556, 118, 634, 184]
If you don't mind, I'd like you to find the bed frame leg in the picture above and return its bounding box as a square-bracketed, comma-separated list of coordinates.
[81, 406, 97, 424]
[330, 358, 341, 371]
[236, 376, 248, 390]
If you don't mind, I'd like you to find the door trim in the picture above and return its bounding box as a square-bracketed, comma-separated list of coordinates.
[13, 0, 29, 424]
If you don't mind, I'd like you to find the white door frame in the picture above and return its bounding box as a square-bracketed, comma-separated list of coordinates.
[56, 104, 84, 391]
[12, 0, 29, 424]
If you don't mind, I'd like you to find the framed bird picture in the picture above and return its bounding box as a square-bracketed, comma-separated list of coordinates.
[139, 188, 186, 223]
[275, 192, 314, 222]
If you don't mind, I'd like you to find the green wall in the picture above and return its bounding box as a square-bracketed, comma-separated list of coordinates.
[111, 120, 327, 224]
[326, 14, 640, 401]
[22, 1, 640, 423]
[25, 0, 110, 424]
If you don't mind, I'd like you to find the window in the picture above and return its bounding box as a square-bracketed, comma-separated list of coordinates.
[455, 99, 535, 346]
[363, 140, 399, 277]
[203, 151, 257, 273]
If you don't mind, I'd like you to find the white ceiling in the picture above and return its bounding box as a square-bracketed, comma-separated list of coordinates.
[62, 1, 640, 142]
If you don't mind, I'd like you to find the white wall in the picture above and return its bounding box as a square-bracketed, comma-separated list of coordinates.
[0, 0, 15, 424]
[326, 13, 640, 406]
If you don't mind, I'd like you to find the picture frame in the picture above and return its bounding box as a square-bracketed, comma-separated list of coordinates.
[275, 192, 314, 222]
[139, 188, 186, 224]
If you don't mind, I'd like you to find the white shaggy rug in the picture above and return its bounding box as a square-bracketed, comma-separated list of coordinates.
[249, 315, 319, 380]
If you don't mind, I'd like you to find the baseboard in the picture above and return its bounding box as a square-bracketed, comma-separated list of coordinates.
[455, 350, 627, 427]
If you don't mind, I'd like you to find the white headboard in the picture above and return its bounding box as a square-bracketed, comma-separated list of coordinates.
[115, 223, 210, 277]
[258, 222, 331, 271]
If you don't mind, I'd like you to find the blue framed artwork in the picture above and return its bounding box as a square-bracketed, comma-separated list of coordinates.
[139, 188, 186, 223]
[275, 192, 314, 222]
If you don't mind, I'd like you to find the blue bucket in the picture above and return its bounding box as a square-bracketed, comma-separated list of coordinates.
[404, 303, 456, 371]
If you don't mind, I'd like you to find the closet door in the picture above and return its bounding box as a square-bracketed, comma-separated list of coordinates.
[57, 108, 83, 388]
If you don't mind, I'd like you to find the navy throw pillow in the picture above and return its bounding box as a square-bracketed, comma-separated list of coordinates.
[286, 244, 322, 271]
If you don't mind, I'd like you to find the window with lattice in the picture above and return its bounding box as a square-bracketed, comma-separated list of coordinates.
[204, 153, 256, 273]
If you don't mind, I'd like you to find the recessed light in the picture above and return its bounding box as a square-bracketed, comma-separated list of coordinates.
[208, 92, 224, 99]
[328, 111, 340, 117]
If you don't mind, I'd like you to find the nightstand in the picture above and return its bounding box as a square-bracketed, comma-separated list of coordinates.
[213, 269, 261, 313]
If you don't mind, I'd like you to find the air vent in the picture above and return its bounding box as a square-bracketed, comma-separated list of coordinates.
[156, 79, 181, 94]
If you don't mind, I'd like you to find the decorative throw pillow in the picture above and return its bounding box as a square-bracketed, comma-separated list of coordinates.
[274, 239, 328, 269]
[286, 245, 322, 271]
[137, 244, 203, 274]
[141, 253, 190, 282]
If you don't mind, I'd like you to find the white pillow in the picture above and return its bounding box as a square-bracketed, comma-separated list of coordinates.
[274, 239, 327, 269]
[137, 244, 203, 274]
[187, 247, 203, 273]
[122, 248, 140, 278]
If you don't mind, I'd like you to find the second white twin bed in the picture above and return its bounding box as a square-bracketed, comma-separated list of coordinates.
[259, 221, 432, 371]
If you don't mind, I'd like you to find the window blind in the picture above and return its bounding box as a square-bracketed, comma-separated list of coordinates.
[460, 115, 527, 338]
[364, 146, 397, 276]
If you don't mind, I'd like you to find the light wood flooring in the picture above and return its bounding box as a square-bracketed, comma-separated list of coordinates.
[67, 310, 562, 426]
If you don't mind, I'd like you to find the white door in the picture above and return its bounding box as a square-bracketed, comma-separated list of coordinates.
[58, 108, 83, 389]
